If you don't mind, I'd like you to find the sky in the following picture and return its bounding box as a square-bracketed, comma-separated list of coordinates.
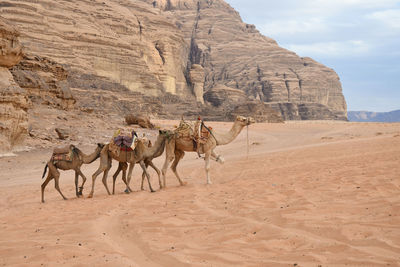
[225, 0, 400, 112]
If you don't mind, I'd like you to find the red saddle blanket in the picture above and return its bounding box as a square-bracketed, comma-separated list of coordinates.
[52, 152, 72, 162]
[120, 146, 133, 152]
[51, 145, 74, 162]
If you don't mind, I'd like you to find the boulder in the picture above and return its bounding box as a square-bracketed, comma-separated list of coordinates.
[125, 115, 155, 129]
[55, 128, 70, 140]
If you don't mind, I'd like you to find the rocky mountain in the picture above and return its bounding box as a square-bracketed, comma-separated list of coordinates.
[0, 0, 348, 152]
[348, 110, 400, 122]
[146, 0, 347, 120]
[0, 0, 346, 118]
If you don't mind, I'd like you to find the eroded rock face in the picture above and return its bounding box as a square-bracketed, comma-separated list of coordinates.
[1, 0, 348, 121]
[265, 102, 347, 121]
[189, 64, 205, 103]
[0, 0, 190, 97]
[229, 102, 284, 123]
[144, 0, 347, 120]
[10, 55, 76, 110]
[0, 17, 23, 67]
[0, 18, 28, 152]
[203, 84, 247, 107]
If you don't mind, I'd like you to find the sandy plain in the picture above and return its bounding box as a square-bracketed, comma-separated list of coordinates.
[0, 120, 400, 266]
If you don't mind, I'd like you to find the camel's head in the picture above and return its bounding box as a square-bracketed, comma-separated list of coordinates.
[97, 143, 105, 148]
[235, 116, 255, 126]
[159, 129, 174, 141]
[96, 143, 105, 151]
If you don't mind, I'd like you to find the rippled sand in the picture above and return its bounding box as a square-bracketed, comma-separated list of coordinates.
[1, 121, 400, 266]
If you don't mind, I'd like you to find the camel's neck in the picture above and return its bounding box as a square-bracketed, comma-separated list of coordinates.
[152, 138, 166, 158]
[212, 121, 246, 146]
[81, 148, 101, 164]
[143, 136, 165, 158]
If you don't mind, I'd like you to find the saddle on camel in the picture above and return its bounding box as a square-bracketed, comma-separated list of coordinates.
[175, 116, 214, 156]
[109, 130, 138, 158]
[51, 144, 76, 162]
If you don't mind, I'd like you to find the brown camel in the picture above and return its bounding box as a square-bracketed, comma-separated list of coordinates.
[88, 130, 171, 198]
[112, 133, 167, 193]
[161, 115, 255, 187]
[41, 143, 105, 203]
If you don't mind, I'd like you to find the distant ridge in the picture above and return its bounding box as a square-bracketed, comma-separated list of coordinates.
[348, 110, 400, 122]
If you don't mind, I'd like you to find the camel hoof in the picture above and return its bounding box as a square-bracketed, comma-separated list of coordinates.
[180, 181, 188, 186]
[87, 194, 93, 199]
[124, 189, 130, 194]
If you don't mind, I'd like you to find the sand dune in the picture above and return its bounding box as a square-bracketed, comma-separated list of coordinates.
[1, 121, 400, 266]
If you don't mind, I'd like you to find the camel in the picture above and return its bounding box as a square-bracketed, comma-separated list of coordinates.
[112, 135, 165, 193]
[161, 115, 255, 187]
[88, 130, 171, 198]
[41, 143, 105, 203]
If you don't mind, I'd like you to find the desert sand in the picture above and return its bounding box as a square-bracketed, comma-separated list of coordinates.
[1, 121, 400, 266]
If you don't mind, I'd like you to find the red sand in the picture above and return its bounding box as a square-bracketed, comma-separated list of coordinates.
[1, 121, 400, 266]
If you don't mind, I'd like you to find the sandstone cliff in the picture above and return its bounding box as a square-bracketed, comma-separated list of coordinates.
[145, 0, 347, 120]
[0, 0, 347, 124]
[0, 18, 28, 153]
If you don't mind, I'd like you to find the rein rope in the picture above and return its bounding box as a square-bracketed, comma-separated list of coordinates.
[201, 121, 219, 145]
[246, 124, 249, 159]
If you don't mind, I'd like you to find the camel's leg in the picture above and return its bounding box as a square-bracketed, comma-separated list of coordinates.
[101, 158, 112, 195]
[121, 165, 132, 193]
[141, 162, 149, 190]
[204, 151, 212, 185]
[140, 161, 155, 192]
[88, 154, 109, 198]
[171, 150, 186, 186]
[52, 167, 67, 200]
[148, 161, 162, 189]
[125, 163, 135, 193]
[41, 169, 53, 203]
[211, 150, 225, 164]
[112, 162, 123, 195]
[76, 169, 87, 196]
[114, 162, 131, 194]
[161, 141, 175, 189]
[74, 171, 79, 197]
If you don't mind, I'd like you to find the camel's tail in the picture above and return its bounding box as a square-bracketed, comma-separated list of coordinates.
[42, 163, 48, 179]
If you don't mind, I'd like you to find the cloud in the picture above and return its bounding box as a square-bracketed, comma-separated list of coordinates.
[313, 0, 399, 10]
[367, 9, 400, 29]
[260, 18, 327, 36]
[283, 40, 370, 57]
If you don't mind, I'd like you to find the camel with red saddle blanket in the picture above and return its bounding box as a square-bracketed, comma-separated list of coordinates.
[111, 135, 166, 193]
[87, 130, 172, 198]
